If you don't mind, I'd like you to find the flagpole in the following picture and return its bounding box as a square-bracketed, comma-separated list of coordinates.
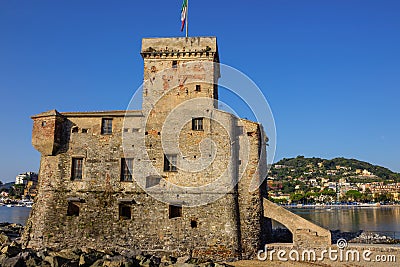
[185, 0, 189, 38]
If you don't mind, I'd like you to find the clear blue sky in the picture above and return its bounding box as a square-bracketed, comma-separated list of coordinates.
[1, 0, 399, 183]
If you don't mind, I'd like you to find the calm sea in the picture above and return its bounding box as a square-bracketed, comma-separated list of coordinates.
[0, 206, 32, 225]
[287, 206, 400, 237]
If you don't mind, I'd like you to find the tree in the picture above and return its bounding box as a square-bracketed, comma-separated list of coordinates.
[345, 190, 362, 202]
[290, 193, 305, 203]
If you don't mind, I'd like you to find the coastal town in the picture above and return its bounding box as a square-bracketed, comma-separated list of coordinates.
[267, 156, 400, 205]
[0, 172, 37, 207]
[2, 156, 400, 208]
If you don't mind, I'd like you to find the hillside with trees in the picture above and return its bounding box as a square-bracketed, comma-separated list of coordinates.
[267, 156, 400, 204]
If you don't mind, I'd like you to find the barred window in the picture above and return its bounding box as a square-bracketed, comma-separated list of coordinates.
[163, 154, 177, 172]
[71, 158, 83, 180]
[192, 118, 203, 131]
[121, 158, 133, 181]
[101, 118, 113, 135]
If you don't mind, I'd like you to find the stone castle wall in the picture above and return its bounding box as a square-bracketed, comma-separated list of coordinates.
[22, 37, 269, 261]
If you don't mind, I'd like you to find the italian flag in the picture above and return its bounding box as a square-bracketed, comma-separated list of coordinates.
[180, 0, 187, 32]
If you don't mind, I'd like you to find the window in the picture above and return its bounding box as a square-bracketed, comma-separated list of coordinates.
[172, 60, 178, 68]
[192, 118, 203, 131]
[41, 121, 47, 127]
[163, 154, 177, 172]
[101, 118, 113, 135]
[72, 127, 79, 133]
[67, 202, 79, 216]
[81, 128, 88, 133]
[119, 204, 131, 220]
[121, 158, 133, 181]
[169, 205, 182, 219]
[195, 84, 201, 92]
[146, 176, 161, 188]
[71, 158, 83, 180]
[191, 220, 198, 228]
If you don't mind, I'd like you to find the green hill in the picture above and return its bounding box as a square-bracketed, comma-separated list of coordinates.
[271, 156, 399, 182]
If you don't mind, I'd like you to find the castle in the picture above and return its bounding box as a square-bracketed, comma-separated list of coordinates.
[22, 37, 331, 260]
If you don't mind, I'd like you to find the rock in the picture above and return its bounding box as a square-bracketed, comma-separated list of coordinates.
[49, 248, 80, 261]
[199, 262, 215, 267]
[1, 255, 24, 267]
[0, 233, 10, 245]
[89, 259, 105, 267]
[161, 255, 177, 265]
[136, 254, 152, 266]
[150, 255, 161, 266]
[25, 257, 42, 267]
[1, 245, 22, 257]
[44, 255, 70, 267]
[0, 253, 8, 264]
[36, 249, 49, 260]
[176, 255, 191, 264]
[79, 251, 105, 267]
[170, 264, 197, 267]
[120, 249, 141, 259]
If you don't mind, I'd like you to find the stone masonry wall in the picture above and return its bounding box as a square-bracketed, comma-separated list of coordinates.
[23, 37, 269, 261]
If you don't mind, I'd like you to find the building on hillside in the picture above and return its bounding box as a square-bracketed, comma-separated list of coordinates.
[15, 172, 38, 186]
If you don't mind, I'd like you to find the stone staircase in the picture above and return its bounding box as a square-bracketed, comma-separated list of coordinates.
[263, 198, 331, 247]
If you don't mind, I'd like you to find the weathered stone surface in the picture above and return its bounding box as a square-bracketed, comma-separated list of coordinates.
[0, 233, 10, 245]
[90, 259, 105, 267]
[1, 255, 24, 267]
[22, 37, 271, 262]
[49, 248, 80, 261]
[176, 255, 191, 264]
[1, 245, 22, 257]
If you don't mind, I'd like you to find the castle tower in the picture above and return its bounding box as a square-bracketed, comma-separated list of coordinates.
[23, 36, 269, 261]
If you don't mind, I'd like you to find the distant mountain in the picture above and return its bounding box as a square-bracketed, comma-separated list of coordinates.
[0, 182, 15, 190]
[272, 156, 399, 182]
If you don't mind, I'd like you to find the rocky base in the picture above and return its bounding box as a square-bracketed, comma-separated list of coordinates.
[331, 230, 400, 245]
[271, 227, 400, 245]
[1, 223, 233, 267]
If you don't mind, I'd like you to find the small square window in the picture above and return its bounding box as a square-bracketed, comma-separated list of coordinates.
[123, 128, 129, 133]
[82, 128, 88, 133]
[192, 118, 203, 131]
[172, 60, 178, 68]
[169, 205, 182, 219]
[67, 202, 80, 216]
[119, 204, 131, 220]
[121, 158, 133, 181]
[71, 158, 83, 180]
[195, 85, 201, 92]
[41, 121, 47, 127]
[72, 127, 79, 133]
[146, 176, 161, 188]
[163, 154, 177, 172]
[101, 118, 113, 135]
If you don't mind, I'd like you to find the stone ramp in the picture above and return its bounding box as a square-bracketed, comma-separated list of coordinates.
[263, 198, 331, 247]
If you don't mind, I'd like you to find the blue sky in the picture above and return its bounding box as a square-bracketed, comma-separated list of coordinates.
[1, 0, 399, 183]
